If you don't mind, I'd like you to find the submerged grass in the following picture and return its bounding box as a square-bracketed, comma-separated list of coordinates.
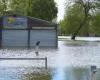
[22, 69, 52, 80]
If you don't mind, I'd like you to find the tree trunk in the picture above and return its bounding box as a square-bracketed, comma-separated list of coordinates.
[71, 19, 86, 40]
[71, 34, 76, 40]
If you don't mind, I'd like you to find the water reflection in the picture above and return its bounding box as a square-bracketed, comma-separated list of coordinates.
[72, 68, 90, 80]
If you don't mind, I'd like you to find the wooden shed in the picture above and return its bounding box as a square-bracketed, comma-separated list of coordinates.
[0, 13, 58, 48]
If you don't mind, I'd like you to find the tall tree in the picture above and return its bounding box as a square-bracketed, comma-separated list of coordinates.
[61, 0, 100, 40]
[60, 3, 86, 36]
[31, 0, 58, 21]
[10, 0, 58, 21]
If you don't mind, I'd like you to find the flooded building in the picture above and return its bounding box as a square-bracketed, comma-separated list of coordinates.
[0, 13, 58, 48]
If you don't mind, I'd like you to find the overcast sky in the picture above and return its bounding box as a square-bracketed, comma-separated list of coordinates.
[54, 0, 66, 22]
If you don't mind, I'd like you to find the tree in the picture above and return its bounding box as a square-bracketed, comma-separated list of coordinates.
[10, 0, 58, 21]
[0, 0, 9, 16]
[31, 0, 58, 21]
[60, 3, 86, 36]
[61, 0, 100, 40]
[9, 0, 29, 15]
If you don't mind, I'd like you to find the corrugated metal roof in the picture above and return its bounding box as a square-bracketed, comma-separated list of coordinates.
[0, 12, 57, 27]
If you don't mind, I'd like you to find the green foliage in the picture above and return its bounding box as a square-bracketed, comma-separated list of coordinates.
[9, 0, 57, 21]
[91, 12, 100, 36]
[0, 0, 57, 21]
[31, 0, 57, 21]
[0, 0, 9, 16]
[10, 0, 29, 15]
[60, 0, 100, 36]
[60, 3, 86, 36]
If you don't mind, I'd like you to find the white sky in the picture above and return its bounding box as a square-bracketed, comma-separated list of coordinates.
[54, 0, 66, 22]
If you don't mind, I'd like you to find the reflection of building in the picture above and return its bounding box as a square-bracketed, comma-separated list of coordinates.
[0, 13, 58, 48]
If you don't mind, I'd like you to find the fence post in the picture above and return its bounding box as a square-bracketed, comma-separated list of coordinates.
[28, 29, 30, 49]
[45, 57, 47, 69]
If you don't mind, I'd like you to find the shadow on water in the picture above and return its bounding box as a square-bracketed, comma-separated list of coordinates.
[63, 40, 99, 47]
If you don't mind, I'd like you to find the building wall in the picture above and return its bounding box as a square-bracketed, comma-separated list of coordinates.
[2, 30, 28, 47]
[30, 30, 56, 47]
[0, 15, 58, 48]
[1, 29, 57, 48]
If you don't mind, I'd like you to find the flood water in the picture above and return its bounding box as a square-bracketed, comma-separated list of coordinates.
[0, 38, 100, 80]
